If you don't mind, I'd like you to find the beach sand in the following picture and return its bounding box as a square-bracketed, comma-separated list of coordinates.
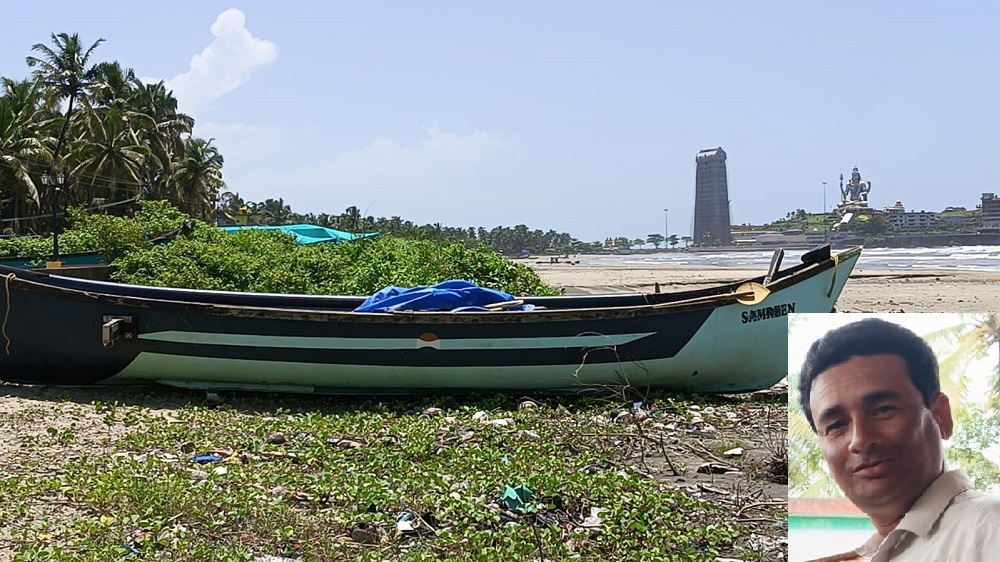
[530, 263, 1000, 313]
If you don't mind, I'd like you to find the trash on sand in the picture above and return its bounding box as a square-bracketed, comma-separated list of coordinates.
[326, 438, 364, 449]
[192, 454, 224, 464]
[395, 511, 436, 535]
[697, 462, 737, 474]
[498, 484, 534, 512]
[723, 447, 744, 457]
[580, 507, 605, 530]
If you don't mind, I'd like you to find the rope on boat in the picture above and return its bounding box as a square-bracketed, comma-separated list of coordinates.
[2, 273, 14, 354]
[826, 253, 840, 298]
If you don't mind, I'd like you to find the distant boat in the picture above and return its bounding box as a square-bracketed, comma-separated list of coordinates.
[0, 245, 861, 395]
[0, 250, 104, 269]
[0, 228, 183, 269]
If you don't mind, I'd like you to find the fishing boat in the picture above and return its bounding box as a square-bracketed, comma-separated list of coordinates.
[0, 245, 861, 394]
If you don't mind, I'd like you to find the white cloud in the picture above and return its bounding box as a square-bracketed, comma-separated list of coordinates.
[165, 9, 277, 115]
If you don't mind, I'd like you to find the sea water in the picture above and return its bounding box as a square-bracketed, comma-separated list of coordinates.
[578, 245, 1000, 272]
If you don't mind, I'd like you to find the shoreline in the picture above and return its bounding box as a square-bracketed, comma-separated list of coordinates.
[530, 263, 1000, 313]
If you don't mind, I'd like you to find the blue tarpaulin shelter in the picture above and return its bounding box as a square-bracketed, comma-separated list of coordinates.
[218, 224, 377, 245]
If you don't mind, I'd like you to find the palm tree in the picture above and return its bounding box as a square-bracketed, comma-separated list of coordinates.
[0, 78, 48, 228]
[129, 80, 193, 193]
[25, 33, 105, 173]
[70, 106, 150, 207]
[91, 61, 136, 110]
[171, 137, 224, 219]
[260, 197, 293, 225]
[923, 313, 1000, 408]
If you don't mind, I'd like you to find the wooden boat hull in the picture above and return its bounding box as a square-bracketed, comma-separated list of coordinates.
[0, 247, 861, 394]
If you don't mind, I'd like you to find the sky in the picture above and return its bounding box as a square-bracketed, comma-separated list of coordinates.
[3, 1, 1000, 242]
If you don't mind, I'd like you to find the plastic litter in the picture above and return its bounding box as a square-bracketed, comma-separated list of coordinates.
[498, 484, 534, 513]
[192, 454, 223, 464]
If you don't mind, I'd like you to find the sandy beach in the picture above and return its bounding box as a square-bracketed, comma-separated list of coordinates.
[531, 263, 1000, 313]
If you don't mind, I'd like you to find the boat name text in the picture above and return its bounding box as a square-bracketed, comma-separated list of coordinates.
[741, 303, 795, 324]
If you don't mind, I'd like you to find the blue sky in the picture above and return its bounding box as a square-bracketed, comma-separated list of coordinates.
[3, 1, 999, 241]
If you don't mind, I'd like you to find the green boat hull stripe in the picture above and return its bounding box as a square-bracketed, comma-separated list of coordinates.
[138, 331, 656, 350]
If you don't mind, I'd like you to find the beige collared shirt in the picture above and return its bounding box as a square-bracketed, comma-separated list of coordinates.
[851, 469, 1000, 561]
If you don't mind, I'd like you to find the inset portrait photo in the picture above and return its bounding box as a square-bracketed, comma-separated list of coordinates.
[788, 313, 1000, 562]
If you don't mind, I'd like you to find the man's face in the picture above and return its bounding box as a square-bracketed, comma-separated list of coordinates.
[809, 354, 953, 514]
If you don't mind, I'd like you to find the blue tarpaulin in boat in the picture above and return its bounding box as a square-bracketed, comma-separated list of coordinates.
[219, 224, 377, 245]
[354, 280, 526, 312]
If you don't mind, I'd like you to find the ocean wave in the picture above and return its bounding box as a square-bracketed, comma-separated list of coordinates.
[575, 246, 1000, 272]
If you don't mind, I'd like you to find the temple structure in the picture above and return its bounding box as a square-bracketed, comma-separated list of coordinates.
[693, 147, 732, 246]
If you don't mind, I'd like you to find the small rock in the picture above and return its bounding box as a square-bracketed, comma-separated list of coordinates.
[442, 416, 457, 424]
[471, 411, 487, 421]
[422, 407, 443, 417]
[483, 418, 514, 427]
[518, 400, 538, 410]
[265, 433, 286, 445]
[518, 430, 541, 441]
[350, 523, 380, 544]
[203, 392, 223, 407]
[179, 441, 196, 454]
[634, 410, 649, 423]
[186, 468, 209, 480]
[211, 466, 227, 476]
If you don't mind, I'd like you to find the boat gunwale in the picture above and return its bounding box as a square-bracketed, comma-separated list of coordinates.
[1, 246, 861, 324]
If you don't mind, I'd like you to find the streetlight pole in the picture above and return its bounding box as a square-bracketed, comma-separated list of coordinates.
[663, 208, 669, 250]
[822, 181, 827, 214]
[41, 169, 65, 266]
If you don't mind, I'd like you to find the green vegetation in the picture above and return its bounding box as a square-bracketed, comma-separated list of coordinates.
[113, 224, 561, 297]
[0, 386, 787, 561]
[0, 200, 190, 260]
[0, 200, 560, 296]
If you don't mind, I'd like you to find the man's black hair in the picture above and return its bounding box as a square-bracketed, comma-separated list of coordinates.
[797, 317, 940, 432]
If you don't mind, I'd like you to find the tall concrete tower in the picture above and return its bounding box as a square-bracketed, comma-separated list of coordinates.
[693, 147, 732, 246]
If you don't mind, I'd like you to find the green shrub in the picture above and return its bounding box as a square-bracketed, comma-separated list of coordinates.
[113, 232, 561, 296]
